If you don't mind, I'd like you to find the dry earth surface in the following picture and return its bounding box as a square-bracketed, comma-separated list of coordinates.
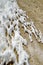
[17, 0, 43, 65]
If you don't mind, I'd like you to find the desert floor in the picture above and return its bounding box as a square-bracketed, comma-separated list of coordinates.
[17, 0, 43, 65]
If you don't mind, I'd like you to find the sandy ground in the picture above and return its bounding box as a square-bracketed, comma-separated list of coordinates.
[17, 0, 43, 65]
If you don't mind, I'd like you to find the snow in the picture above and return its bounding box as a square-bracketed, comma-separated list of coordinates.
[0, 0, 43, 65]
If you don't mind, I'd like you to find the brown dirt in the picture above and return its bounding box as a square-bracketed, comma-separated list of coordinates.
[17, 0, 43, 65]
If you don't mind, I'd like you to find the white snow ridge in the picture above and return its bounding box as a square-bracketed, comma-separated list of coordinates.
[0, 0, 43, 65]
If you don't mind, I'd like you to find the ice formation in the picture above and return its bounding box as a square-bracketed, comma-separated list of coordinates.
[0, 0, 43, 65]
